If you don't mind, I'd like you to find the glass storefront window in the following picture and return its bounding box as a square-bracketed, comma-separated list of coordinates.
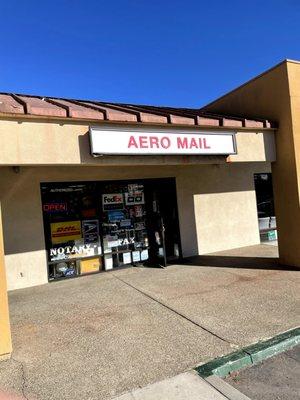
[41, 180, 150, 280]
[41, 178, 181, 281]
[41, 182, 102, 279]
[100, 182, 149, 269]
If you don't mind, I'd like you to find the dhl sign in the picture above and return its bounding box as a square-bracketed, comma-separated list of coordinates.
[50, 221, 82, 244]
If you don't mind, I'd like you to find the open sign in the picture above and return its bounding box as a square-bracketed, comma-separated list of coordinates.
[43, 203, 67, 212]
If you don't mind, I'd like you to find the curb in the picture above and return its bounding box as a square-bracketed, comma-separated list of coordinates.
[196, 327, 300, 378]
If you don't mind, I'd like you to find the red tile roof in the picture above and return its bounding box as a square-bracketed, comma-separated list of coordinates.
[0, 93, 275, 129]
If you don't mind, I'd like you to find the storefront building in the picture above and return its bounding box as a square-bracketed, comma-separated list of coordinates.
[1, 59, 300, 358]
[0, 114, 275, 290]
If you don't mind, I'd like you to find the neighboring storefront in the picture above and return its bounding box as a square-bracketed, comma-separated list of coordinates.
[254, 173, 277, 242]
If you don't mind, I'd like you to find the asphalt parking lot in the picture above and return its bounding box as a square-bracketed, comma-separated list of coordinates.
[0, 244, 299, 400]
[226, 344, 300, 400]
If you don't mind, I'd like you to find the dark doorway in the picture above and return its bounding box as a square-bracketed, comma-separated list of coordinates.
[254, 173, 277, 242]
[144, 178, 181, 266]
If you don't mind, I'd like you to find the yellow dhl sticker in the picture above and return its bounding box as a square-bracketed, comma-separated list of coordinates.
[51, 221, 82, 244]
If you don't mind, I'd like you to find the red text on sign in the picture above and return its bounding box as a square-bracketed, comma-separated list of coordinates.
[128, 135, 211, 150]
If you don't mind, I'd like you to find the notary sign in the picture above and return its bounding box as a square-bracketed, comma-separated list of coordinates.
[89, 126, 236, 156]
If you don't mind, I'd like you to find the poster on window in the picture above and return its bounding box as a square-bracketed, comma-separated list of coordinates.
[122, 252, 131, 264]
[134, 222, 145, 231]
[50, 221, 82, 245]
[108, 210, 125, 222]
[125, 192, 145, 206]
[82, 220, 99, 244]
[132, 251, 141, 262]
[141, 249, 149, 261]
[134, 205, 143, 217]
[128, 184, 144, 195]
[102, 193, 124, 211]
[120, 219, 132, 228]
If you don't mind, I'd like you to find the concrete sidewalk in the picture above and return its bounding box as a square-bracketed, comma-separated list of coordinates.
[113, 371, 250, 400]
[116, 244, 297, 347]
[0, 244, 298, 400]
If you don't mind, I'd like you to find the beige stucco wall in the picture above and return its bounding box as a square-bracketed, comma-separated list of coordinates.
[0, 119, 275, 166]
[229, 131, 276, 163]
[0, 161, 270, 290]
[204, 60, 300, 267]
[191, 164, 265, 254]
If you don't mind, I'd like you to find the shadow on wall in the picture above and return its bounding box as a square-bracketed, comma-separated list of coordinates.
[78, 131, 154, 165]
[1, 167, 45, 255]
[77, 130, 266, 195]
[78, 129, 176, 165]
[78, 130, 92, 164]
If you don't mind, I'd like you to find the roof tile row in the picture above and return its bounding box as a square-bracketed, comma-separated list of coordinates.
[0, 93, 274, 129]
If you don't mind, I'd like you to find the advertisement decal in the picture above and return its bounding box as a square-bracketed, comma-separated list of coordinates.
[102, 193, 124, 211]
[108, 210, 125, 222]
[125, 192, 145, 205]
[50, 221, 82, 244]
[82, 220, 99, 244]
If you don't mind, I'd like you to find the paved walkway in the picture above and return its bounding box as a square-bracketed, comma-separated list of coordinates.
[114, 371, 251, 400]
[0, 244, 298, 400]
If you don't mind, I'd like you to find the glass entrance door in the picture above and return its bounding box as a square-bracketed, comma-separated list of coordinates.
[100, 181, 150, 270]
[145, 178, 181, 266]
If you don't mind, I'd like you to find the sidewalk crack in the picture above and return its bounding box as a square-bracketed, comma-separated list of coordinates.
[113, 273, 237, 348]
[11, 356, 29, 400]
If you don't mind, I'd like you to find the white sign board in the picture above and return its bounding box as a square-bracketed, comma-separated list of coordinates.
[90, 126, 236, 156]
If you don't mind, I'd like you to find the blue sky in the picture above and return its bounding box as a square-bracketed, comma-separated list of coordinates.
[0, 0, 299, 107]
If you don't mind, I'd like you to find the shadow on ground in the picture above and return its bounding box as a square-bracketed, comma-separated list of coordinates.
[182, 255, 298, 271]
[183, 243, 298, 271]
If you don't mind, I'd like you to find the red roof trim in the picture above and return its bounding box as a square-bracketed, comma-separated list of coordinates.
[0, 92, 276, 129]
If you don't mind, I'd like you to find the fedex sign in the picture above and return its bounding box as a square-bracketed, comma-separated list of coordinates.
[90, 126, 236, 156]
[102, 193, 124, 211]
